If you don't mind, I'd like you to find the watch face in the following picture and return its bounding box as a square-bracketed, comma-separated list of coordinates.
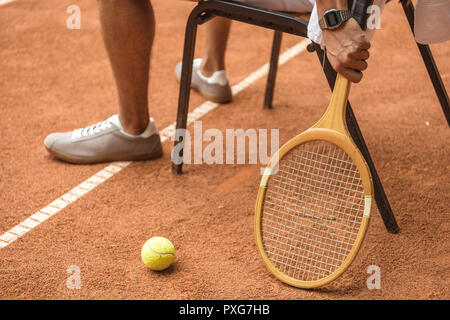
[325, 11, 339, 27]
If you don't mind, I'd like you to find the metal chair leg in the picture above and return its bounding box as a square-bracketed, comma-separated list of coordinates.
[313, 43, 400, 234]
[172, 11, 200, 174]
[401, 0, 450, 126]
[172, 0, 309, 174]
[264, 30, 283, 109]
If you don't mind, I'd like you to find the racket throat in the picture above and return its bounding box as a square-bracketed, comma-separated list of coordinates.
[312, 74, 351, 135]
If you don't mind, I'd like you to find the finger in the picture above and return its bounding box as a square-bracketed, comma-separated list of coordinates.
[339, 67, 363, 83]
[349, 49, 370, 61]
[345, 59, 368, 71]
[353, 35, 371, 50]
[338, 52, 368, 71]
[332, 56, 364, 82]
[358, 40, 371, 50]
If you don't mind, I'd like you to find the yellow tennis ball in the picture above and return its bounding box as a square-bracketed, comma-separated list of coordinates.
[141, 236, 175, 271]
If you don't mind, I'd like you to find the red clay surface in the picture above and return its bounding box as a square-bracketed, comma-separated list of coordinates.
[0, 0, 449, 299]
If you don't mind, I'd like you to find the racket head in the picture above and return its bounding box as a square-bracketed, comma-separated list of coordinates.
[255, 129, 373, 288]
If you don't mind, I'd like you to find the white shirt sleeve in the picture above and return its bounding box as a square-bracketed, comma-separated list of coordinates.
[307, 3, 323, 46]
[415, 0, 450, 44]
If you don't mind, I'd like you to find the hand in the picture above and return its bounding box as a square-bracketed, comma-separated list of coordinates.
[322, 18, 371, 83]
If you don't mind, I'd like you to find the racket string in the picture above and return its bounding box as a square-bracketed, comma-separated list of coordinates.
[262, 224, 351, 265]
[264, 142, 362, 280]
[261, 141, 365, 282]
[269, 176, 363, 221]
[263, 206, 358, 248]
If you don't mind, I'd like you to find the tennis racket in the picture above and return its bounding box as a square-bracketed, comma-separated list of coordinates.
[255, 73, 373, 288]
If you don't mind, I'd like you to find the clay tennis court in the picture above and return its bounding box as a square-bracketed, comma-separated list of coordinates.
[0, 0, 448, 299]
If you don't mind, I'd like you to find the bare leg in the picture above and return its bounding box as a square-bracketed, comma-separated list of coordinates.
[97, 0, 154, 135]
[200, 17, 231, 77]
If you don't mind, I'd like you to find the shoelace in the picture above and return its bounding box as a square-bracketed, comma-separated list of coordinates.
[72, 119, 113, 139]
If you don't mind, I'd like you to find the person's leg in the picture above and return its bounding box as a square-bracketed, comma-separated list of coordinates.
[98, 0, 154, 135]
[44, 0, 163, 164]
[199, 17, 231, 77]
[174, 16, 232, 103]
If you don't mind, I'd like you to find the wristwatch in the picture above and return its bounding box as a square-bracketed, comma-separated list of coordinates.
[319, 9, 352, 30]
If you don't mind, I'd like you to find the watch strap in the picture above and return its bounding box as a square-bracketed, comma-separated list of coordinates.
[319, 9, 352, 29]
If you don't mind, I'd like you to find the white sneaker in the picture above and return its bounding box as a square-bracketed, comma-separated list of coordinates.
[44, 115, 163, 164]
[175, 58, 232, 103]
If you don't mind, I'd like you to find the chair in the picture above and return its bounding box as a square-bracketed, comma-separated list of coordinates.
[172, 0, 447, 234]
[264, 0, 449, 119]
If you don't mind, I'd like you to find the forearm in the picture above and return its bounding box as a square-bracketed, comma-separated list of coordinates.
[316, 0, 348, 17]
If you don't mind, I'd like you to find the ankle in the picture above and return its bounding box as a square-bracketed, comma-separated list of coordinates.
[200, 59, 225, 77]
[119, 116, 149, 136]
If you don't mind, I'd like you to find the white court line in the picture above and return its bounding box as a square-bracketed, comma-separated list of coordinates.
[0, 0, 16, 6]
[0, 39, 310, 250]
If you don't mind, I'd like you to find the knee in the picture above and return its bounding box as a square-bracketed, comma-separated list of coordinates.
[97, 0, 150, 5]
[97, 0, 120, 8]
[97, 0, 118, 4]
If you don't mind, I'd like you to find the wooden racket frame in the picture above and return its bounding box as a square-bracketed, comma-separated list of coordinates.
[255, 74, 374, 288]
